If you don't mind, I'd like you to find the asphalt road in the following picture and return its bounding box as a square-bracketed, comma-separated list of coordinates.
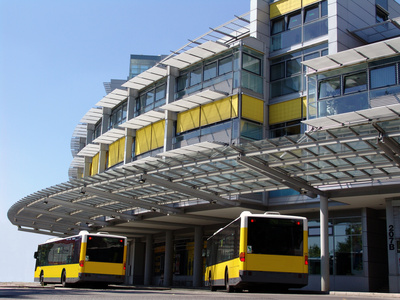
[0, 285, 399, 300]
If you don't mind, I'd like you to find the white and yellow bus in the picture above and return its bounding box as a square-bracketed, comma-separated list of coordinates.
[205, 211, 308, 292]
[34, 231, 127, 287]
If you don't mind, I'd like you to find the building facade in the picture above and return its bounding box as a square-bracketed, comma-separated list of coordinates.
[8, 0, 400, 293]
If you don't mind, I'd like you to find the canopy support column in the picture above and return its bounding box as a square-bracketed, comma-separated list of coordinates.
[164, 231, 173, 287]
[193, 226, 203, 287]
[144, 234, 153, 286]
[320, 195, 330, 292]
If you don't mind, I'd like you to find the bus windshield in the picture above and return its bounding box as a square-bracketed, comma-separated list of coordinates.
[86, 236, 125, 263]
[247, 217, 303, 256]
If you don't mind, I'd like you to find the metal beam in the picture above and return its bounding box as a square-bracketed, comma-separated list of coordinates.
[378, 139, 400, 166]
[46, 196, 135, 221]
[142, 174, 237, 206]
[18, 227, 67, 238]
[14, 216, 90, 232]
[22, 207, 108, 226]
[81, 186, 181, 214]
[237, 155, 325, 198]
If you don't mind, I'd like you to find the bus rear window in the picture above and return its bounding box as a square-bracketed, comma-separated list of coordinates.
[86, 236, 124, 263]
[247, 218, 303, 256]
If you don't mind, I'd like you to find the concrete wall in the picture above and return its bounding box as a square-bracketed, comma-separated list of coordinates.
[329, 0, 376, 54]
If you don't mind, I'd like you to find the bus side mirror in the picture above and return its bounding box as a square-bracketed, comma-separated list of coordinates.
[34, 252, 38, 259]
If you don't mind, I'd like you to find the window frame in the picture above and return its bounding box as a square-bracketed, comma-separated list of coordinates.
[370, 64, 397, 90]
[270, 0, 328, 36]
[270, 44, 328, 99]
[304, 4, 319, 24]
[242, 53, 262, 75]
[343, 71, 367, 95]
[318, 76, 341, 99]
[287, 10, 302, 30]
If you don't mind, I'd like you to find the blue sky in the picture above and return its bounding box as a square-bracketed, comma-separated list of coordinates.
[0, 0, 250, 282]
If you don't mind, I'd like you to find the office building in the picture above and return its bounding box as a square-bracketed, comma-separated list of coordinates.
[8, 0, 400, 292]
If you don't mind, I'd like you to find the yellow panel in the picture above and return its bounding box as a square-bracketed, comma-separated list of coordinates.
[270, 0, 301, 19]
[242, 95, 264, 123]
[151, 120, 165, 150]
[107, 137, 125, 167]
[269, 97, 302, 124]
[303, 0, 320, 7]
[302, 97, 307, 118]
[91, 153, 99, 176]
[200, 97, 232, 126]
[231, 95, 239, 118]
[108, 140, 119, 168]
[177, 107, 200, 133]
[135, 125, 152, 155]
[118, 137, 125, 163]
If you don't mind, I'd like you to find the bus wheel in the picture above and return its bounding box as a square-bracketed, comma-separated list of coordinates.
[225, 270, 232, 293]
[61, 270, 68, 288]
[40, 272, 45, 286]
[209, 272, 216, 292]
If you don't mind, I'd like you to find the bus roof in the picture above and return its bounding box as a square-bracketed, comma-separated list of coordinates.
[40, 231, 127, 245]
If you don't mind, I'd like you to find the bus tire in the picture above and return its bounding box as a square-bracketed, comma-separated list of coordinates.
[209, 272, 216, 292]
[61, 270, 68, 288]
[225, 269, 232, 293]
[40, 272, 45, 286]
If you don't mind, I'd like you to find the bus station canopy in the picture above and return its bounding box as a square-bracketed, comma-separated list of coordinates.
[8, 116, 400, 238]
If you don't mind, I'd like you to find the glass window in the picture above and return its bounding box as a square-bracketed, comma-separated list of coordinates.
[370, 65, 396, 89]
[177, 73, 188, 92]
[145, 91, 154, 107]
[86, 236, 125, 263]
[344, 72, 367, 94]
[271, 62, 285, 81]
[376, 5, 388, 23]
[241, 121, 263, 140]
[305, 5, 319, 23]
[288, 11, 301, 29]
[247, 217, 304, 256]
[155, 84, 166, 101]
[242, 53, 261, 75]
[321, 0, 328, 17]
[272, 17, 285, 34]
[190, 68, 202, 86]
[271, 76, 301, 98]
[286, 58, 302, 76]
[319, 76, 341, 99]
[218, 56, 233, 75]
[204, 62, 217, 81]
[304, 18, 328, 42]
[139, 94, 147, 110]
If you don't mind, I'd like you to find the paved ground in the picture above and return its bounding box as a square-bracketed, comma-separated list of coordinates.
[1, 282, 400, 299]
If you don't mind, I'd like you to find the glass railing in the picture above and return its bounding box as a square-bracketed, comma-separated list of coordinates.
[242, 70, 263, 94]
[175, 73, 233, 100]
[271, 18, 328, 52]
[318, 92, 369, 117]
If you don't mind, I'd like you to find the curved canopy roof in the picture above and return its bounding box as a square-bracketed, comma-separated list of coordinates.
[9, 117, 400, 238]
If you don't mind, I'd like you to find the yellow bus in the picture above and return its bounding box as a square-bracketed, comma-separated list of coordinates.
[205, 211, 308, 292]
[34, 231, 127, 287]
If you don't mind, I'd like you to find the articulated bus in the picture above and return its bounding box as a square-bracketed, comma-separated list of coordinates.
[205, 211, 308, 292]
[34, 231, 127, 287]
